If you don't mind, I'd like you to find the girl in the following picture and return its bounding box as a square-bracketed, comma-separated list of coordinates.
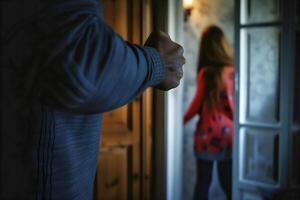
[184, 25, 234, 200]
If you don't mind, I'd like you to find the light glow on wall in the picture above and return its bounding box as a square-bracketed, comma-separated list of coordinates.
[183, 0, 194, 10]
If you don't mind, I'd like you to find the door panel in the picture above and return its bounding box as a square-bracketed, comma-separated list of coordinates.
[240, 128, 279, 185]
[239, 27, 281, 124]
[234, 0, 299, 199]
[102, 106, 132, 135]
[95, 147, 129, 200]
[240, 0, 280, 24]
[292, 133, 300, 186]
[294, 30, 300, 123]
[96, 0, 139, 195]
[102, 0, 128, 38]
[291, 2, 300, 189]
[94, 0, 153, 199]
[241, 191, 264, 200]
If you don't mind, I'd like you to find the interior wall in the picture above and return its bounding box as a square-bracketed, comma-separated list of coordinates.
[182, 0, 234, 199]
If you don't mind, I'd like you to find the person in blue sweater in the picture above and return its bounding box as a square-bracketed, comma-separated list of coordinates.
[0, 0, 185, 199]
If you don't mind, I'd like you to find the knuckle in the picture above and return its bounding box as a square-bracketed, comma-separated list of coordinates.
[181, 57, 186, 65]
[176, 44, 184, 54]
[173, 81, 180, 88]
[177, 71, 183, 79]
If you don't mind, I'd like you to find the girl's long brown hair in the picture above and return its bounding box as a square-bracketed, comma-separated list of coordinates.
[197, 25, 233, 108]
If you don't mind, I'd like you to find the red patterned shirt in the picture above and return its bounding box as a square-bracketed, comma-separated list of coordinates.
[184, 66, 234, 155]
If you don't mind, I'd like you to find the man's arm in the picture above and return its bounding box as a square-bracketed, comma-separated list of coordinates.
[39, 16, 184, 114]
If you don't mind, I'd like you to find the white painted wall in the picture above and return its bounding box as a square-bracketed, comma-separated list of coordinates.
[166, 1, 184, 200]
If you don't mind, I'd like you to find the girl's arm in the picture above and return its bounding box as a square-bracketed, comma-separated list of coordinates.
[226, 68, 235, 119]
[183, 69, 205, 124]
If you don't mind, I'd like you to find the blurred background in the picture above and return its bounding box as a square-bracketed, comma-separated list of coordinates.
[93, 0, 299, 199]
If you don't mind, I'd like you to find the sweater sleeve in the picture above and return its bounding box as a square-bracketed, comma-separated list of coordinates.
[39, 16, 165, 114]
[183, 69, 205, 123]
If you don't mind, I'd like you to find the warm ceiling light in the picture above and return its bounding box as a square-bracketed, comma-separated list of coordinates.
[183, 0, 194, 10]
[183, 0, 194, 22]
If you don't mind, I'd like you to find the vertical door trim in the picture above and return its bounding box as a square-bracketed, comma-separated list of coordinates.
[282, 0, 296, 189]
[151, 1, 168, 199]
[233, 0, 241, 198]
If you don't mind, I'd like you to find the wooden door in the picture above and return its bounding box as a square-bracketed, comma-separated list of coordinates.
[94, 0, 153, 200]
[233, 0, 300, 199]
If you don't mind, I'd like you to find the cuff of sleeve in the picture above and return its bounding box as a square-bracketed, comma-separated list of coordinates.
[142, 47, 166, 87]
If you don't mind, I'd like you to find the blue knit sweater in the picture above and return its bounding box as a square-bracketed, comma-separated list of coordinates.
[0, 0, 165, 199]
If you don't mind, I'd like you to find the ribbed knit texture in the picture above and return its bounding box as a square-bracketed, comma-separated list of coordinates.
[142, 47, 166, 86]
[33, 110, 102, 200]
[1, 0, 166, 199]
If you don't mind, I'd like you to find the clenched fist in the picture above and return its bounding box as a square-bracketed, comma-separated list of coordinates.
[145, 31, 185, 91]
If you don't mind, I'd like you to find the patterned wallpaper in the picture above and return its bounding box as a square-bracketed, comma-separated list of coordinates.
[182, 0, 234, 199]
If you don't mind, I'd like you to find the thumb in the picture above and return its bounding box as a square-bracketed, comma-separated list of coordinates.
[159, 31, 171, 39]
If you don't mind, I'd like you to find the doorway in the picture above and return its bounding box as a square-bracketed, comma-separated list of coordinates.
[182, 0, 235, 199]
[90, 0, 300, 199]
[181, 0, 299, 200]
